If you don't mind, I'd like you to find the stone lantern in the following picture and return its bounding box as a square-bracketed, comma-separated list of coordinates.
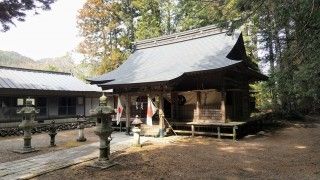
[131, 115, 143, 147]
[48, 120, 57, 147]
[89, 93, 116, 169]
[76, 115, 87, 142]
[14, 97, 39, 153]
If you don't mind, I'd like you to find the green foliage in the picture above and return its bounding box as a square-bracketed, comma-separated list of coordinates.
[0, 0, 55, 32]
[175, 0, 222, 31]
[95, 48, 129, 75]
[251, 82, 273, 110]
[134, 0, 162, 40]
[246, 0, 320, 114]
[77, 0, 136, 75]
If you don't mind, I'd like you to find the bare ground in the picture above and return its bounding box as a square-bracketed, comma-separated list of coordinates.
[33, 117, 320, 180]
[0, 127, 99, 163]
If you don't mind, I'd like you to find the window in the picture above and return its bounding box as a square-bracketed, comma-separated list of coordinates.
[0, 97, 12, 120]
[0, 97, 21, 121]
[58, 97, 76, 115]
[77, 97, 84, 105]
[36, 97, 47, 116]
[17, 98, 24, 106]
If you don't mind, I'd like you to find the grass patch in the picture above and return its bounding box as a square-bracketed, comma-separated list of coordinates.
[60, 141, 81, 148]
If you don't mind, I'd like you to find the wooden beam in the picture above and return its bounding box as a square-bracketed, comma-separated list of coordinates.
[170, 92, 177, 119]
[125, 94, 131, 135]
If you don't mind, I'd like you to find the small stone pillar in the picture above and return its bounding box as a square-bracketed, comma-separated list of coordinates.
[76, 115, 87, 142]
[131, 115, 143, 147]
[14, 98, 39, 154]
[89, 93, 116, 169]
[48, 120, 57, 147]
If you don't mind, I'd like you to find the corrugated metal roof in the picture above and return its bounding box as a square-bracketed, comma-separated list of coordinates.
[89, 27, 244, 87]
[0, 66, 101, 92]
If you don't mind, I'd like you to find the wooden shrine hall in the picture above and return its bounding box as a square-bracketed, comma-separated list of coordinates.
[88, 25, 267, 139]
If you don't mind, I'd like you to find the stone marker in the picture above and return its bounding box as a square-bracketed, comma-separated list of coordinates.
[13, 98, 39, 154]
[48, 120, 57, 147]
[89, 93, 116, 169]
[76, 115, 87, 142]
[131, 115, 143, 147]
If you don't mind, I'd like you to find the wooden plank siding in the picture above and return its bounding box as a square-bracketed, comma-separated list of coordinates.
[174, 104, 222, 123]
[195, 106, 222, 122]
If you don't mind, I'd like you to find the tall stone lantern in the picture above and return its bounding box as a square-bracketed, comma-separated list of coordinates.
[14, 98, 39, 153]
[89, 93, 116, 169]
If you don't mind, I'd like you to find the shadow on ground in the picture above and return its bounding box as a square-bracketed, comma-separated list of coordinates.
[35, 117, 320, 180]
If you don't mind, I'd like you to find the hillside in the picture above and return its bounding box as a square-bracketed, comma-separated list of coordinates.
[38, 53, 76, 73]
[0, 50, 95, 80]
[0, 50, 37, 69]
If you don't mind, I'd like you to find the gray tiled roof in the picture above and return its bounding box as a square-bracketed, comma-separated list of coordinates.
[0, 66, 101, 92]
[89, 26, 244, 86]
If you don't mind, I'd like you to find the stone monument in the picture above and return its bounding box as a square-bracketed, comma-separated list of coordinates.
[131, 115, 143, 147]
[76, 115, 87, 142]
[48, 120, 57, 147]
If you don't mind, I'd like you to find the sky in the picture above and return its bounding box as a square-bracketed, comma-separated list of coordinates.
[0, 0, 86, 61]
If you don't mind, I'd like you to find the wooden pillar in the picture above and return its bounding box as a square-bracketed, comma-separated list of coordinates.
[221, 89, 227, 123]
[170, 92, 176, 120]
[174, 93, 180, 120]
[196, 91, 201, 121]
[242, 81, 250, 120]
[83, 96, 86, 117]
[47, 97, 50, 119]
[159, 93, 165, 137]
[125, 94, 131, 135]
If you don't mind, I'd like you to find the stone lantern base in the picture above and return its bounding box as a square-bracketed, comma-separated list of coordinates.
[13, 147, 39, 154]
[132, 127, 142, 147]
[13, 136, 39, 154]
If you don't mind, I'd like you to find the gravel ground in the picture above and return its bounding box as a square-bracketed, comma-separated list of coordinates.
[0, 127, 99, 163]
[34, 117, 320, 180]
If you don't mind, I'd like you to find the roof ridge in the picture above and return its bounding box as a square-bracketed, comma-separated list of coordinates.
[0, 66, 71, 75]
[135, 24, 228, 50]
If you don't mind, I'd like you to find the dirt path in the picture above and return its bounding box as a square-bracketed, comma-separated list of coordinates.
[34, 118, 320, 180]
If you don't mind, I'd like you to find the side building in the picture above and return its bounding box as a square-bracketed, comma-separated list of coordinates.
[0, 66, 103, 127]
